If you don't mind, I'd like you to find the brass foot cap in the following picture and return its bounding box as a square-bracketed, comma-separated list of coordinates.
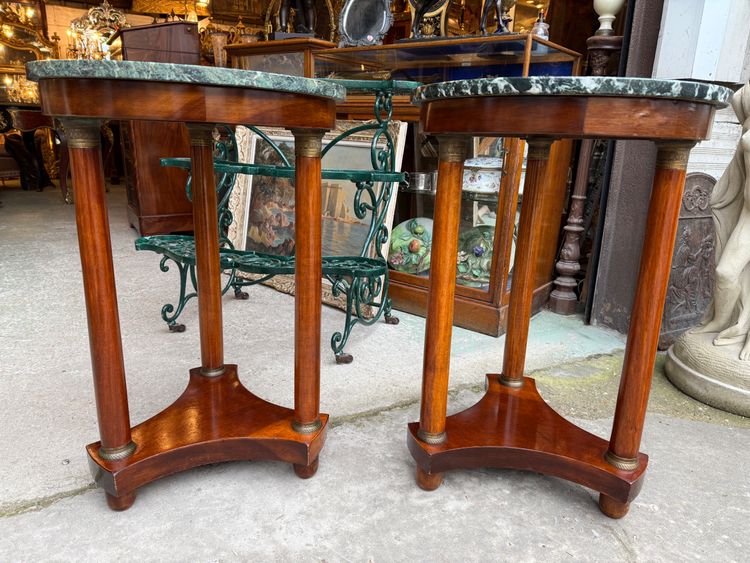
[99, 441, 137, 461]
[292, 418, 323, 434]
[200, 366, 226, 377]
[604, 451, 639, 471]
[417, 429, 447, 445]
[499, 375, 524, 388]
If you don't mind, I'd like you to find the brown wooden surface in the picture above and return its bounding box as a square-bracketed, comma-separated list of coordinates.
[390, 279, 553, 336]
[606, 144, 692, 472]
[68, 140, 133, 453]
[408, 375, 648, 503]
[40, 80, 337, 131]
[117, 25, 201, 235]
[118, 22, 200, 64]
[418, 137, 468, 439]
[421, 97, 715, 141]
[122, 121, 192, 235]
[501, 139, 553, 384]
[87, 365, 328, 497]
[412, 93, 718, 518]
[188, 126, 225, 372]
[293, 137, 323, 429]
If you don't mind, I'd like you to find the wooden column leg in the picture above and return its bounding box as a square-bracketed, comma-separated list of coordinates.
[291, 129, 324, 446]
[600, 142, 694, 518]
[416, 136, 468, 490]
[63, 118, 136, 510]
[187, 124, 224, 375]
[500, 138, 554, 387]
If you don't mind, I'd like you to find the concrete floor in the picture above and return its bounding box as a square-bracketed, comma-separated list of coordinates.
[0, 184, 748, 561]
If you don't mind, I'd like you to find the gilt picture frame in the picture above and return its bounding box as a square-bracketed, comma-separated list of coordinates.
[227, 120, 407, 312]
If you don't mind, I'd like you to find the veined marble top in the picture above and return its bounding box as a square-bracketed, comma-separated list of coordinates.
[26, 60, 346, 102]
[413, 76, 732, 106]
[323, 79, 422, 96]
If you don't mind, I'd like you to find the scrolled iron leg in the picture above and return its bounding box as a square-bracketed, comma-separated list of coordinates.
[159, 257, 196, 333]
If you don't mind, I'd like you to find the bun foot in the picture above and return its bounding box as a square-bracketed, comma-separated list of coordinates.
[384, 314, 400, 325]
[168, 323, 186, 333]
[598, 494, 630, 519]
[293, 457, 319, 479]
[106, 491, 136, 511]
[416, 467, 443, 491]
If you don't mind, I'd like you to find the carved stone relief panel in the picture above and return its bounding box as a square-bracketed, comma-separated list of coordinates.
[658, 172, 716, 349]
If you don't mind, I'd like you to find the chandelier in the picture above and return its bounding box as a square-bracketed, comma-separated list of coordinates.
[66, 0, 128, 60]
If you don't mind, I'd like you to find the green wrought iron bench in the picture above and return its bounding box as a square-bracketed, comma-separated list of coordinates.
[135, 79, 418, 364]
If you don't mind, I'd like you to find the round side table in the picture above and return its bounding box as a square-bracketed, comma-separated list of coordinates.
[27, 60, 345, 510]
[407, 76, 731, 518]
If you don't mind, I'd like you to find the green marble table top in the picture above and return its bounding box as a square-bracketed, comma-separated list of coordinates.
[413, 76, 732, 106]
[323, 79, 422, 96]
[26, 60, 346, 102]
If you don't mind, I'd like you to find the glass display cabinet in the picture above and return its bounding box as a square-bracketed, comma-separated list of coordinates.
[226, 34, 580, 335]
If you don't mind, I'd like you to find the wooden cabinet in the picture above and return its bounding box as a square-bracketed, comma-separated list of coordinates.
[115, 22, 199, 234]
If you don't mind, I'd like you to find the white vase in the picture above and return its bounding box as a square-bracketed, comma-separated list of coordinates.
[593, 0, 626, 36]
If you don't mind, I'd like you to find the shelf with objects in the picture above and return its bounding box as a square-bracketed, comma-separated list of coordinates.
[315, 34, 581, 336]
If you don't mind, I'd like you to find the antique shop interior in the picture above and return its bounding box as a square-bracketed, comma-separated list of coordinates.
[1, 0, 749, 558]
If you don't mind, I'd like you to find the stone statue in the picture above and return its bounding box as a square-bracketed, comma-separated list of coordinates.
[665, 83, 750, 417]
[278, 0, 315, 34]
[692, 83, 750, 359]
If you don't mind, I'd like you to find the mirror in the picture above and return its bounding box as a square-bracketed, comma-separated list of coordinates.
[338, 0, 393, 47]
[0, 3, 58, 105]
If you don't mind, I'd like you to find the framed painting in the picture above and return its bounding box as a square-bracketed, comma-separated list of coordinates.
[227, 119, 407, 311]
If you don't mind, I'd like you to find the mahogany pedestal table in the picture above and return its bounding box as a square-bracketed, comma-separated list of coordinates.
[406, 76, 732, 518]
[26, 60, 345, 510]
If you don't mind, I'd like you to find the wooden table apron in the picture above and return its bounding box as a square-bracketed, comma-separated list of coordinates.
[37, 77, 337, 510]
[408, 93, 717, 519]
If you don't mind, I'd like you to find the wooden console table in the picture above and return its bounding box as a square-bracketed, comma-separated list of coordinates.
[27, 60, 344, 510]
[407, 76, 731, 518]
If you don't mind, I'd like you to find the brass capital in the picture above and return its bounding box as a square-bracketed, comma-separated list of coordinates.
[526, 138, 554, 160]
[604, 450, 639, 471]
[438, 136, 468, 163]
[291, 129, 325, 158]
[292, 418, 323, 434]
[99, 441, 137, 461]
[417, 428, 447, 445]
[187, 123, 216, 147]
[655, 142, 695, 170]
[59, 118, 101, 149]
